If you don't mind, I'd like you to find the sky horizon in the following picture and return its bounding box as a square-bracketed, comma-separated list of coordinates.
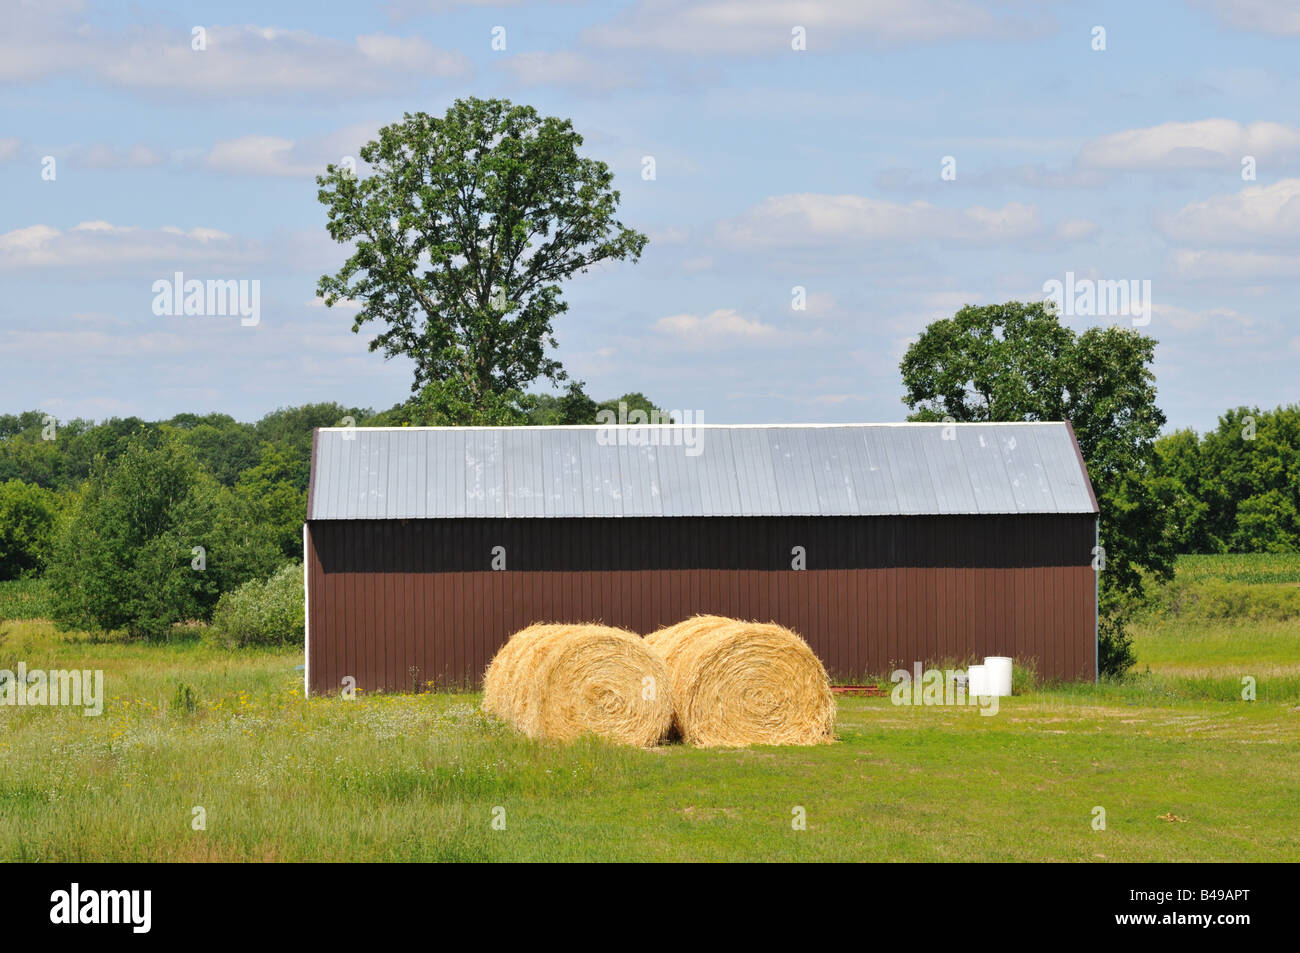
[3, 0, 1298, 437]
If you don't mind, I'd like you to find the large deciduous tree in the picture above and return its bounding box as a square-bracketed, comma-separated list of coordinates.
[316, 98, 647, 422]
[899, 301, 1175, 676]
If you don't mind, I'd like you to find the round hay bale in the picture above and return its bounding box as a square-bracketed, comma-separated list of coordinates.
[646, 614, 835, 748]
[482, 623, 673, 748]
[482, 623, 571, 719]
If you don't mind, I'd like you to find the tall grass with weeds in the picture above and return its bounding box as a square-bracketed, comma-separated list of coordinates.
[1, 553, 1297, 861]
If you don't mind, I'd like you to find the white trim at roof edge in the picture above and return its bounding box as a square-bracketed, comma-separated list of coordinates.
[312, 421, 1074, 432]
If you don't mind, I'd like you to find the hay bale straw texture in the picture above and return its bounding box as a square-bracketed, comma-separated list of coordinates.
[482, 623, 674, 747]
[481, 623, 568, 721]
[646, 615, 836, 748]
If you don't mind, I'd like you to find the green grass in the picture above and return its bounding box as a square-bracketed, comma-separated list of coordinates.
[1, 554, 1298, 861]
[1171, 552, 1300, 586]
[0, 577, 53, 621]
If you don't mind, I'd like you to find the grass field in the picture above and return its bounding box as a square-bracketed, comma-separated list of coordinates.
[1, 556, 1297, 862]
[1165, 553, 1300, 586]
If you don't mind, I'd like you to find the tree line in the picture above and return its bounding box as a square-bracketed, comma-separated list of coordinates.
[2, 383, 1295, 656]
[0, 390, 668, 638]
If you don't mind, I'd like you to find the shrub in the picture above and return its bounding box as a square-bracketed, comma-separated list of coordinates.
[46, 434, 281, 639]
[208, 562, 304, 648]
[1098, 612, 1137, 678]
[1011, 659, 1040, 695]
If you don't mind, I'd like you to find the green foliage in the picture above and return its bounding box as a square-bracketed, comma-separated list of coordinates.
[208, 562, 304, 649]
[1011, 660, 1040, 695]
[235, 444, 308, 560]
[0, 578, 54, 621]
[0, 429, 63, 487]
[255, 403, 369, 489]
[1097, 612, 1136, 680]
[169, 414, 261, 486]
[46, 435, 280, 639]
[1146, 576, 1300, 624]
[900, 301, 1174, 677]
[0, 480, 60, 579]
[403, 378, 528, 426]
[0, 412, 150, 490]
[1155, 405, 1300, 554]
[170, 682, 199, 715]
[365, 384, 671, 429]
[316, 97, 648, 413]
[1172, 552, 1300, 585]
[521, 381, 600, 426]
[0, 411, 48, 440]
[596, 392, 675, 424]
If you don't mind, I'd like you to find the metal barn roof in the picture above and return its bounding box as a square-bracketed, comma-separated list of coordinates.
[307, 422, 1098, 520]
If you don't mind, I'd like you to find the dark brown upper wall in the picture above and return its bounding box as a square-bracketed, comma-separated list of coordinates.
[309, 514, 1096, 574]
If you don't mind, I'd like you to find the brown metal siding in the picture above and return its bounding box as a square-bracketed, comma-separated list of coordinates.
[305, 514, 1097, 694]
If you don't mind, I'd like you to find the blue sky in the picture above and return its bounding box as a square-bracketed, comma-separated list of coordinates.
[2, 0, 1298, 433]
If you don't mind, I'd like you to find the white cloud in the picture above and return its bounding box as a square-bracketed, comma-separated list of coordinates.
[1189, 0, 1300, 35]
[801, 291, 838, 315]
[205, 122, 384, 178]
[76, 143, 166, 168]
[654, 308, 782, 343]
[499, 51, 635, 90]
[0, 1, 86, 83]
[1053, 218, 1099, 242]
[1078, 119, 1300, 171]
[0, 139, 166, 168]
[1160, 179, 1300, 244]
[0, 327, 199, 359]
[98, 27, 470, 95]
[716, 193, 1046, 247]
[1168, 248, 1300, 279]
[585, 0, 1047, 53]
[1150, 302, 1258, 331]
[795, 393, 859, 405]
[0, 15, 471, 97]
[0, 222, 259, 271]
[206, 136, 317, 177]
[354, 34, 467, 75]
[387, 0, 549, 16]
[648, 226, 690, 244]
[0, 225, 62, 254]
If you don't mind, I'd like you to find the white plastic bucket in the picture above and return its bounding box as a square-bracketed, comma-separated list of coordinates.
[984, 656, 1013, 697]
[966, 664, 988, 697]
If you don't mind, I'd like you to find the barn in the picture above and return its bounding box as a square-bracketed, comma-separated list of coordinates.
[302, 421, 1099, 695]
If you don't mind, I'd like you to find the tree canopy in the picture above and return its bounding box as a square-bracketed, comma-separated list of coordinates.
[900, 301, 1174, 675]
[316, 97, 648, 422]
[1157, 405, 1300, 554]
